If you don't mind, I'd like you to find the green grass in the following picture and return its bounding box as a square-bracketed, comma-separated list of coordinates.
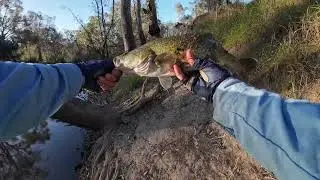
[194, 0, 320, 99]
[195, 0, 309, 48]
[112, 75, 145, 101]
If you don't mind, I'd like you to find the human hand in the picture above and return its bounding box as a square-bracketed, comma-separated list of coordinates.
[97, 69, 122, 92]
[173, 50, 231, 102]
[76, 60, 122, 92]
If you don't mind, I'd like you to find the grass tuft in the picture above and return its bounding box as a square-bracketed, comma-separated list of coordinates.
[111, 75, 145, 101]
[194, 0, 320, 100]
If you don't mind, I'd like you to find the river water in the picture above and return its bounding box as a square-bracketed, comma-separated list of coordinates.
[31, 120, 85, 180]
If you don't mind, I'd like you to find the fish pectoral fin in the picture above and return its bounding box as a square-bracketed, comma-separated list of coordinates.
[158, 77, 173, 90]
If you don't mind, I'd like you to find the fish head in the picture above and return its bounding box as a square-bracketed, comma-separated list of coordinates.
[114, 47, 180, 77]
[113, 48, 152, 69]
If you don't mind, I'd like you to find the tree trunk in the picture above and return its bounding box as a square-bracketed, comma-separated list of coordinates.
[120, 0, 136, 52]
[37, 44, 43, 61]
[136, 0, 146, 45]
[147, 0, 161, 38]
[52, 98, 121, 130]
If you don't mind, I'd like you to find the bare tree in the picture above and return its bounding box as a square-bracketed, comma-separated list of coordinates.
[145, 0, 161, 37]
[0, 0, 23, 40]
[65, 0, 116, 58]
[93, 0, 115, 58]
[192, 0, 222, 14]
[135, 0, 146, 45]
[66, 8, 103, 57]
[20, 11, 56, 62]
[120, 0, 136, 52]
[175, 2, 185, 18]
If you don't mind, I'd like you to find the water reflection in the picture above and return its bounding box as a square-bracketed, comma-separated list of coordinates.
[1, 95, 87, 179]
[22, 121, 50, 146]
[0, 120, 52, 179]
[31, 120, 85, 180]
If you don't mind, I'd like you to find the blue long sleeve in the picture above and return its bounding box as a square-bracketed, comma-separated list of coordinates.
[0, 61, 84, 139]
[212, 78, 320, 180]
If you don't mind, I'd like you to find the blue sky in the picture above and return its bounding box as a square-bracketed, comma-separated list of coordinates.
[21, 0, 249, 31]
[21, 0, 194, 31]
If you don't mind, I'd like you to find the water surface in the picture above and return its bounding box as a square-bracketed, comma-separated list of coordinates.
[31, 120, 85, 180]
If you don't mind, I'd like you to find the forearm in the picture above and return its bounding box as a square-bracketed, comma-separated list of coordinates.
[212, 78, 320, 180]
[0, 62, 84, 138]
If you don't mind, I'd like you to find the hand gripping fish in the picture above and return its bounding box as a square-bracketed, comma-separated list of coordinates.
[113, 33, 257, 90]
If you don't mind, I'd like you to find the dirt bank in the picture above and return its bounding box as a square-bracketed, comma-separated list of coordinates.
[79, 80, 275, 180]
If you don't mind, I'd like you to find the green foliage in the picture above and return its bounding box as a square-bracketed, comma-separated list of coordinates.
[0, 0, 128, 62]
[112, 75, 144, 100]
[18, 44, 38, 61]
[118, 75, 144, 91]
[195, 0, 320, 98]
[0, 39, 18, 59]
[0, 0, 153, 62]
[76, 14, 124, 59]
[127, 75, 144, 89]
[195, 0, 310, 48]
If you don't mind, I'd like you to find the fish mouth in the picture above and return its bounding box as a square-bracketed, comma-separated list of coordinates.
[113, 57, 121, 68]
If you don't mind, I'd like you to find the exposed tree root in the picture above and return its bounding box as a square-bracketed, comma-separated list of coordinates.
[52, 98, 121, 130]
[119, 78, 161, 115]
[89, 131, 111, 179]
[0, 141, 34, 178]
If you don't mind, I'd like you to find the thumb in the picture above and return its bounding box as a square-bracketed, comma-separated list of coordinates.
[173, 64, 185, 81]
[186, 49, 195, 66]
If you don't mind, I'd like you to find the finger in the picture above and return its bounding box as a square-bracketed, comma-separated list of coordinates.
[104, 73, 117, 82]
[98, 77, 117, 88]
[99, 84, 110, 92]
[98, 81, 114, 92]
[186, 49, 195, 66]
[97, 80, 110, 91]
[173, 64, 185, 81]
[112, 69, 123, 82]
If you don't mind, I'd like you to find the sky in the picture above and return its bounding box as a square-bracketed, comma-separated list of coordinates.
[22, 0, 193, 31]
[21, 0, 249, 31]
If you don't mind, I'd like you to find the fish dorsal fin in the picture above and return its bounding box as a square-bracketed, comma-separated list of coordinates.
[158, 76, 173, 90]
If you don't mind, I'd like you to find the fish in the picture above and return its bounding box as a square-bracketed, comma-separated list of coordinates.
[113, 33, 257, 90]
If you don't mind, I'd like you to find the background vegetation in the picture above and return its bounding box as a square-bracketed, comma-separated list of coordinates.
[0, 0, 162, 63]
[193, 0, 320, 100]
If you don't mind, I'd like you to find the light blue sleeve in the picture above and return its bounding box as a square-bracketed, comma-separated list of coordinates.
[212, 78, 320, 180]
[0, 61, 84, 139]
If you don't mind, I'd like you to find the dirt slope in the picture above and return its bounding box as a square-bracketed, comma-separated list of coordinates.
[80, 81, 275, 180]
